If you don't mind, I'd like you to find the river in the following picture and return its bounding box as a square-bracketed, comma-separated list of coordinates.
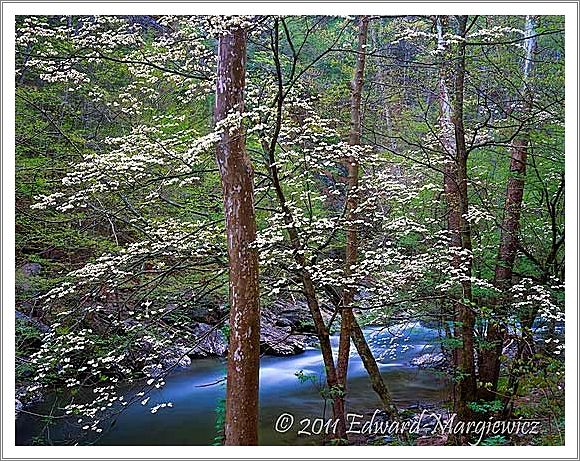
[16, 322, 450, 445]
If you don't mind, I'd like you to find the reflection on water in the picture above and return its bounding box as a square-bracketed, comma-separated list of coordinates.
[16, 322, 450, 445]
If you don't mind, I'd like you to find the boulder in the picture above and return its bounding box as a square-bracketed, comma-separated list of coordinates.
[189, 323, 228, 358]
[134, 322, 227, 376]
[269, 299, 307, 327]
[142, 345, 192, 378]
[166, 346, 192, 368]
[20, 262, 42, 277]
[260, 306, 310, 356]
[260, 323, 307, 356]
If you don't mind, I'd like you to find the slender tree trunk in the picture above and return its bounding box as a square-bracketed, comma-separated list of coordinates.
[437, 16, 462, 404]
[216, 26, 261, 446]
[479, 15, 537, 400]
[350, 322, 398, 417]
[335, 17, 399, 423]
[267, 167, 348, 439]
[271, 189, 348, 439]
[437, 15, 476, 421]
[263, 20, 347, 439]
[322, 281, 399, 418]
[337, 15, 370, 389]
[453, 17, 477, 420]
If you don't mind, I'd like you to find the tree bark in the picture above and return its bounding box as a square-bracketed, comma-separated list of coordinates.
[267, 168, 348, 440]
[215, 26, 261, 446]
[270, 187, 348, 440]
[437, 15, 476, 421]
[453, 17, 477, 420]
[337, 15, 370, 389]
[479, 15, 537, 400]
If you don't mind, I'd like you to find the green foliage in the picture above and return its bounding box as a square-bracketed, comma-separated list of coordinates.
[220, 324, 231, 342]
[480, 435, 508, 446]
[438, 336, 463, 350]
[213, 398, 226, 446]
[321, 384, 346, 401]
[15, 319, 42, 381]
[295, 369, 317, 385]
[467, 399, 503, 414]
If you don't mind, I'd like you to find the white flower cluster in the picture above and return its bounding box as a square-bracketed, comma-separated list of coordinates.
[511, 278, 564, 324]
[206, 15, 257, 37]
[468, 26, 524, 41]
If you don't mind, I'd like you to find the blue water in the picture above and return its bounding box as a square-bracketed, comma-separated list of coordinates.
[16, 322, 450, 445]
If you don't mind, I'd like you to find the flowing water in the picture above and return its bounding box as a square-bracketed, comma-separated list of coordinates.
[16, 322, 450, 445]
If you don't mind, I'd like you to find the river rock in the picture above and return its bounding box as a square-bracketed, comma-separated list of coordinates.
[260, 305, 310, 355]
[268, 299, 313, 331]
[260, 324, 307, 356]
[167, 346, 192, 368]
[189, 322, 228, 358]
[409, 352, 446, 369]
[139, 322, 228, 375]
[134, 323, 227, 377]
[134, 336, 191, 377]
[15, 399, 23, 418]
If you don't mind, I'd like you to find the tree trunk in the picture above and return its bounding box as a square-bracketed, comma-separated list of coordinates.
[322, 281, 399, 419]
[263, 19, 348, 440]
[337, 15, 370, 389]
[350, 322, 398, 417]
[216, 25, 261, 446]
[453, 16, 477, 420]
[275, 206, 348, 440]
[437, 17, 462, 405]
[268, 189, 348, 439]
[437, 15, 476, 421]
[479, 15, 537, 400]
[336, 15, 398, 424]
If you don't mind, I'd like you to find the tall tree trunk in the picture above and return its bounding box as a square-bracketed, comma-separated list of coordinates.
[436, 16, 462, 402]
[335, 17, 398, 422]
[437, 15, 476, 421]
[479, 15, 537, 401]
[263, 18, 348, 440]
[216, 25, 261, 446]
[337, 15, 369, 389]
[453, 16, 477, 420]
